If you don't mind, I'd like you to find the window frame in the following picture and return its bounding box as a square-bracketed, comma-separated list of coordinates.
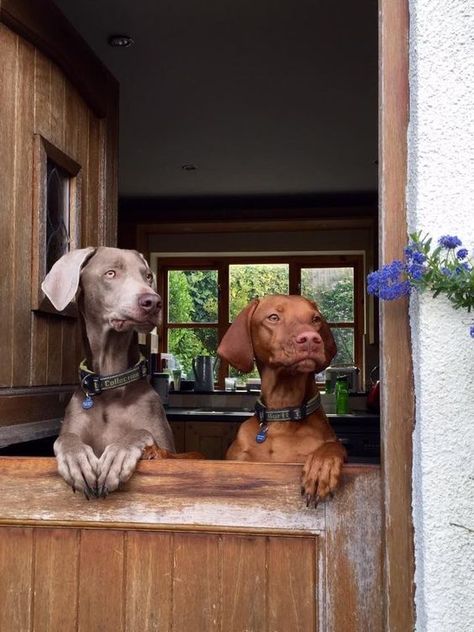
[157, 253, 365, 387]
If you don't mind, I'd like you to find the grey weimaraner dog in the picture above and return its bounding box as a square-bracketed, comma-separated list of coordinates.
[42, 247, 176, 498]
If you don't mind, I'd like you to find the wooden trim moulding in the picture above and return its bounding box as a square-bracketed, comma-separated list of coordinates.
[379, 0, 415, 630]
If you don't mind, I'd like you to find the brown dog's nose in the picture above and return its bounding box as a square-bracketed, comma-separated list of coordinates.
[138, 293, 161, 313]
[296, 330, 322, 345]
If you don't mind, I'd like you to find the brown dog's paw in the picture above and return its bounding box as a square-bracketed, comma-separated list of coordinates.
[141, 444, 173, 460]
[301, 442, 346, 507]
[141, 445, 206, 460]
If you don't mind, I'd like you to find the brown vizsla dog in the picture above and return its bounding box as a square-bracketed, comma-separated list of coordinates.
[42, 247, 200, 499]
[218, 294, 347, 506]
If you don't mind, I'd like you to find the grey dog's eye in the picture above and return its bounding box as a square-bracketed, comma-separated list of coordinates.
[146, 272, 153, 283]
[105, 270, 116, 278]
[267, 313, 280, 322]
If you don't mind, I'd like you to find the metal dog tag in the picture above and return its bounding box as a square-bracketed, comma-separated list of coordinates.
[256, 422, 268, 444]
[82, 395, 94, 410]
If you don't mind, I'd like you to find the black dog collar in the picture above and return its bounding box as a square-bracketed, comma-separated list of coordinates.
[79, 355, 148, 409]
[254, 393, 322, 443]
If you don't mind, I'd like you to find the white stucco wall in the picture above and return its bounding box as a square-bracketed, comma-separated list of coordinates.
[408, 1, 474, 630]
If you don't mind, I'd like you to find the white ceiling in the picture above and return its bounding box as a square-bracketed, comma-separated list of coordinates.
[54, 0, 378, 199]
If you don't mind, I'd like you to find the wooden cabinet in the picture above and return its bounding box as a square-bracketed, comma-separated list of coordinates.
[0, 458, 383, 631]
[170, 420, 239, 459]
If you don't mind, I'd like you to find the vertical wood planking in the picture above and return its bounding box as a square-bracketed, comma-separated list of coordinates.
[267, 536, 318, 632]
[30, 49, 52, 386]
[33, 528, 79, 632]
[30, 312, 49, 385]
[221, 535, 267, 632]
[0, 26, 18, 386]
[379, 1, 415, 630]
[0, 527, 33, 632]
[172, 533, 220, 631]
[78, 529, 125, 632]
[87, 113, 101, 247]
[11, 38, 35, 386]
[124, 531, 173, 632]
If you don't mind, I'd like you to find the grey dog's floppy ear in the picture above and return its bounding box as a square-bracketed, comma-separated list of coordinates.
[41, 247, 96, 311]
[217, 299, 259, 373]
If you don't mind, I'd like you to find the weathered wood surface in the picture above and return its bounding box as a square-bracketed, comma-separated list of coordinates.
[0, 458, 378, 533]
[0, 459, 382, 631]
[0, 19, 118, 392]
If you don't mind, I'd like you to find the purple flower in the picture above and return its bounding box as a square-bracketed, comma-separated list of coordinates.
[456, 248, 468, 260]
[407, 263, 426, 280]
[439, 235, 462, 249]
[456, 262, 471, 273]
[441, 267, 452, 277]
[379, 281, 411, 300]
[470, 325, 474, 339]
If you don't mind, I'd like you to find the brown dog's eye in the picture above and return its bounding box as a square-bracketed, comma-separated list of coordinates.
[312, 314, 322, 324]
[105, 270, 116, 279]
[267, 313, 280, 322]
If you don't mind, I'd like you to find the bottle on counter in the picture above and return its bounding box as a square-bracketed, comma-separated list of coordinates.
[335, 375, 350, 415]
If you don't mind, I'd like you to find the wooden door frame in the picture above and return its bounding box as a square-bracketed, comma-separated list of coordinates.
[1, 0, 415, 628]
[379, 1, 415, 630]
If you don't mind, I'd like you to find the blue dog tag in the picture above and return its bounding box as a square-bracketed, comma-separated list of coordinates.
[256, 423, 268, 443]
[82, 395, 94, 410]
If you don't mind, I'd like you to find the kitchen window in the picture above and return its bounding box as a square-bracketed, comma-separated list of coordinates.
[157, 255, 364, 385]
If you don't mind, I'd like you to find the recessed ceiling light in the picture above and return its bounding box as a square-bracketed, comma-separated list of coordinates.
[108, 34, 134, 48]
[181, 164, 197, 171]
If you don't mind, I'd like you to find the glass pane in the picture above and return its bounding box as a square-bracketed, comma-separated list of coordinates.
[229, 263, 289, 321]
[332, 328, 355, 365]
[168, 328, 218, 379]
[46, 159, 70, 272]
[168, 270, 218, 323]
[301, 267, 354, 322]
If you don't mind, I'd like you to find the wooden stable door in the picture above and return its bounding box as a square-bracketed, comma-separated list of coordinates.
[0, 459, 383, 632]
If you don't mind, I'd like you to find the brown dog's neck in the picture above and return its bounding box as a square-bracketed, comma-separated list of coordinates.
[81, 319, 139, 376]
[259, 369, 318, 409]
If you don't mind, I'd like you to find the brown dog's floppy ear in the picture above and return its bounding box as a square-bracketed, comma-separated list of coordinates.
[307, 298, 337, 370]
[320, 315, 337, 369]
[41, 247, 96, 311]
[217, 299, 259, 373]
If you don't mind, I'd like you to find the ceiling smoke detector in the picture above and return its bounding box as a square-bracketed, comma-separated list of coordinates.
[181, 164, 197, 171]
[108, 34, 134, 48]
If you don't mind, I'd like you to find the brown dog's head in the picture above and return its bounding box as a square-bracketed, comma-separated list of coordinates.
[217, 294, 337, 375]
[41, 247, 161, 333]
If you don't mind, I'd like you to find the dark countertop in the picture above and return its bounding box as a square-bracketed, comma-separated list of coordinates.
[166, 407, 379, 423]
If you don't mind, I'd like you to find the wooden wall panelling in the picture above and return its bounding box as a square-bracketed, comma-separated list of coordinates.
[124, 531, 173, 631]
[12, 37, 35, 387]
[78, 529, 125, 631]
[0, 26, 17, 387]
[0, 527, 33, 631]
[267, 536, 318, 632]
[33, 528, 79, 632]
[221, 535, 267, 632]
[172, 532, 221, 631]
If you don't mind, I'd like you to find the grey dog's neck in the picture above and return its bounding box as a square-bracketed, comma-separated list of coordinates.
[81, 319, 139, 377]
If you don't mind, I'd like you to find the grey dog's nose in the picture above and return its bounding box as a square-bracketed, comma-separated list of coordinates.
[296, 330, 321, 345]
[138, 293, 161, 312]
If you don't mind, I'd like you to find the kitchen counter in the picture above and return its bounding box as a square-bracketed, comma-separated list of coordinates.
[166, 407, 380, 463]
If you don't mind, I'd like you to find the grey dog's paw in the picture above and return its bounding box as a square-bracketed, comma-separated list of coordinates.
[55, 439, 99, 499]
[96, 431, 154, 496]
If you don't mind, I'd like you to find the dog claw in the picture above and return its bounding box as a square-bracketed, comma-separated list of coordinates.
[314, 495, 320, 508]
[329, 492, 335, 500]
[72, 484, 76, 494]
[306, 494, 311, 508]
[301, 486, 305, 496]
